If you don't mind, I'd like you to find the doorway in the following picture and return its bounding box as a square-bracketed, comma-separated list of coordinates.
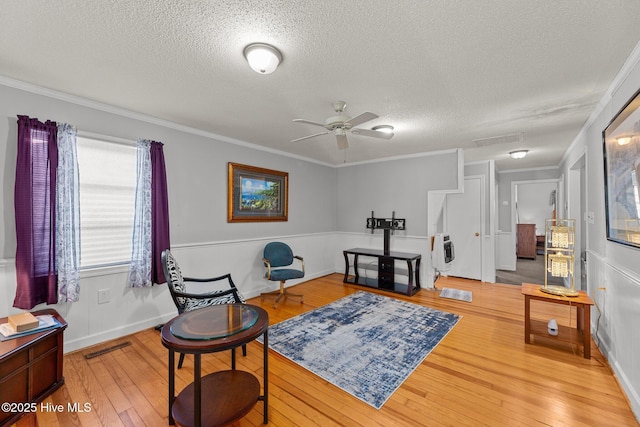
[496, 178, 559, 285]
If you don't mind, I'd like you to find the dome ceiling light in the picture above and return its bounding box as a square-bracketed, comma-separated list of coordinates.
[509, 150, 529, 159]
[243, 43, 282, 74]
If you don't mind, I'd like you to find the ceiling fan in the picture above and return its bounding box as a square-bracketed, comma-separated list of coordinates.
[291, 101, 393, 149]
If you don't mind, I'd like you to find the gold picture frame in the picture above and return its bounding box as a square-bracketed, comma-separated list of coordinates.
[228, 162, 288, 222]
[603, 87, 640, 249]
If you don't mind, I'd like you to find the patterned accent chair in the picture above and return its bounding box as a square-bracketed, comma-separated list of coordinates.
[161, 249, 247, 368]
[260, 242, 305, 308]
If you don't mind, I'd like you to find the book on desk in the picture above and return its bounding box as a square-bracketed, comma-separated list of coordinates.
[0, 314, 63, 341]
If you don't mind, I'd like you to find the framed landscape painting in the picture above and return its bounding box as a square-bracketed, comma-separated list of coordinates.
[603, 88, 640, 248]
[228, 162, 288, 222]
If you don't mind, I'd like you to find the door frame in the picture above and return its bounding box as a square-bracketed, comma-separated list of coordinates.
[568, 152, 587, 290]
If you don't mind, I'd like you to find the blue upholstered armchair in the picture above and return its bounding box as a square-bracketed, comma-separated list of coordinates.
[261, 242, 305, 308]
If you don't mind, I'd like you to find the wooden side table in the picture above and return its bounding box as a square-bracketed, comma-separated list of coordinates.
[0, 309, 67, 426]
[161, 304, 269, 427]
[521, 283, 594, 358]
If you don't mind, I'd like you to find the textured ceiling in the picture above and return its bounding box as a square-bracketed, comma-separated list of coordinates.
[1, 1, 640, 169]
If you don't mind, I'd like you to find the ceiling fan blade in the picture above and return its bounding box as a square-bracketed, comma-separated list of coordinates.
[292, 119, 328, 128]
[291, 131, 329, 143]
[336, 133, 349, 150]
[346, 112, 378, 127]
[351, 128, 394, 140]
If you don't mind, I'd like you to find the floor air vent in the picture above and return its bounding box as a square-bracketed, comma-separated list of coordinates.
[84, 341, 131, 359]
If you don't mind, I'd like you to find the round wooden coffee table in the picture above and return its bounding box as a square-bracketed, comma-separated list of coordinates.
[161, 304, 269, 427]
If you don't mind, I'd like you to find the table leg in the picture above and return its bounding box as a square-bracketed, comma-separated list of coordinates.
[168, 350, 175, 425]
[406, 260, 414, 296]
[194, 354, 201, 427]
[231, 347, 236, 370]
[524, 295, 531, 344]
[576, 302, 583, 331]
[342, 251, 350, 283]
[263, 329, 269, 424]
[582, 304, 591, 359]
[353, 254, 359, 283]
[414, 257, 421, 291]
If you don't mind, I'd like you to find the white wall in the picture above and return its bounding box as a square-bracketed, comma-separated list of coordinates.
[560, 42, 640, 420]
[335, 151, 460, 236]
[515, 181, 558, 235]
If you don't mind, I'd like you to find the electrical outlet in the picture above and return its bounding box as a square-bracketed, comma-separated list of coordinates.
[584, 211, 595, 224]
[98, 289, 110, 304]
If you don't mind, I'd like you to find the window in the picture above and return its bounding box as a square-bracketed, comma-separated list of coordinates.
[76, 136, 136, 268]
[30, 128, 54, 276]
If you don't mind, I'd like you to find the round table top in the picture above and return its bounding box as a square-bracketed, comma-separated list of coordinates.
[161, 304, 268, 354]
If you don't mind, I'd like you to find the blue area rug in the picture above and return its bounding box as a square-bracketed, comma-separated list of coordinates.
[261, 291, 460, 409]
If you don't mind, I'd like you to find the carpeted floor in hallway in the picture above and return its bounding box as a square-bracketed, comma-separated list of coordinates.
[495, 255, 563, 286]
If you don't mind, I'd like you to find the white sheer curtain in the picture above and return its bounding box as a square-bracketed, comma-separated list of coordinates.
[128, 139, 152, 287]
[56, 123, 80, 302]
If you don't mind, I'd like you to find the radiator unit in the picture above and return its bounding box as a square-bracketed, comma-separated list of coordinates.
[432, 233, 455, 271]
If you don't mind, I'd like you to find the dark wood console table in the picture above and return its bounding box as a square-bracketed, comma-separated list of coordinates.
[161, 304, 269, 427]
[0, 309, 67, 426]
[343, 248, 421, 296]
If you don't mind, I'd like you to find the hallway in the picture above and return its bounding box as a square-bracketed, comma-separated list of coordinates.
[496, 255, 563, 286]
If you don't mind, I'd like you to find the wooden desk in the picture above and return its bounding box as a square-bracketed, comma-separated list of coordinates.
[161, 304, 269, 427]
[343, 248, 421, 296]
[0, 309, 67, 426]
[521, 283, 594, 359]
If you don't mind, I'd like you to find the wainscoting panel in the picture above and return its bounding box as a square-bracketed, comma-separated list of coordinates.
[496, 231, 516, 271]
[0, 232, 337, 353]
[171, 232, 337, 299]
[587, 250, 640, 419]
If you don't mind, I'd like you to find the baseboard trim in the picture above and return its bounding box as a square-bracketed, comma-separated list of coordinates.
[64, 312, 176, 354]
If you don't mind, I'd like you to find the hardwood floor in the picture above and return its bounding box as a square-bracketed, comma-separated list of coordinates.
[12, 274, 639, 426]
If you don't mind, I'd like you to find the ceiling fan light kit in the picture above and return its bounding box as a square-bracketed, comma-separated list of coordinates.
[291, 101, 394, 149]
[372, 125, 394, 134]
[243, 43, 282, 74]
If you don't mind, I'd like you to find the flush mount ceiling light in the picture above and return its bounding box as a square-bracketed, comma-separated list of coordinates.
[371, 125, 394, 134]
[509, 150, 529, 159]
[243, 43, 282, 74]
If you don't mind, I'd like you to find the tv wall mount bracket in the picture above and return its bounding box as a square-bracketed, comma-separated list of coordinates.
[366, 211, 406, 254]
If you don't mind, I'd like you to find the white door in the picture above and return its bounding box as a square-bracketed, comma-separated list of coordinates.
[445, 177, 483, 280]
